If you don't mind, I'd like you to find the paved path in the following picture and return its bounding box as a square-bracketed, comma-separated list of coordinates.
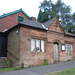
[0, 60, 75, 75]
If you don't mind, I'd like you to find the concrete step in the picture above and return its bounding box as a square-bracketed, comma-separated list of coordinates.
[0, 57, 7, 68]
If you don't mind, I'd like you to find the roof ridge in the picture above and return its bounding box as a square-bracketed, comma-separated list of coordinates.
[0, 9, 31, 19]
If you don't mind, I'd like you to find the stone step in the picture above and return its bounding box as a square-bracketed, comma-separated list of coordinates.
[0, 57, 7, 68]
[0, 65, 7, 68]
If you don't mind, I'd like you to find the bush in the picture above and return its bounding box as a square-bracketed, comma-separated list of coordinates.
[8, 59, 13, 68]
[42, 58, 48, 65]
[21, 62, 24, 69]
[67, 59, 71, 61]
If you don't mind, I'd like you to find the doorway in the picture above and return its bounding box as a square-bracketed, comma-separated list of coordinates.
[53, 42, 59, 62]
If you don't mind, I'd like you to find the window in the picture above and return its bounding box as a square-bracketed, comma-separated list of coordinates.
[71, 45, 73, 54]
[18, 16, 24, 22]
[65, 44, 73, 54]
[31, 39, 35, 52]
[31, 39, 45, 52]
[61, 44, 65, 51]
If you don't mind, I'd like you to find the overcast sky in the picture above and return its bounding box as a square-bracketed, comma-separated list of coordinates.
[0, 0, 75, 18]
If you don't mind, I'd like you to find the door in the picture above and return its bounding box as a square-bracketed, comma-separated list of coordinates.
[0, 35, 7, 57]
[53, 42, 59, 62]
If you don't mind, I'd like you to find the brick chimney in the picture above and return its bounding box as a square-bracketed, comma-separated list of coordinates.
[31, 17, 36, 21]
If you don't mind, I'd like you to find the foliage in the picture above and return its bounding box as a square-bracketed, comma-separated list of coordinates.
[8, 59, 13, 68]
[37, 0, 75, 34]
[42, 58, 48, 65]
[62, 25, 75, 34]
[0, 68, 21, 72]
[21, 62, 24, 69]
[47, 68, 75, 75]
[67, 59, 71, 61]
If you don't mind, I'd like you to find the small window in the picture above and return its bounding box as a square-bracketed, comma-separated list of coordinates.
[18, 16, 24, 22]
[61, 44, 65, 51]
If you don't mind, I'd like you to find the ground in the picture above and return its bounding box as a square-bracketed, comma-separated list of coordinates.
[47, 68, 75, 75]
[0, 60, 75, 75]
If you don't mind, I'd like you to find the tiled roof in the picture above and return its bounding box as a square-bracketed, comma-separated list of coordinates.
[0, 9, 31, 19]
[20, 20, 47, 30]
[20, 19, 54, 30]
[20, 20, 75, 37]
[65, 31, 75, 37]
[43, 19, 53, 28]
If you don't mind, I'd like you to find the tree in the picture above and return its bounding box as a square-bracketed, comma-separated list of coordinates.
[72, 13, 75, 25]
[37, 0, 75, 34]
[54, 0, 71, 26]
[37, 0, 53, 22]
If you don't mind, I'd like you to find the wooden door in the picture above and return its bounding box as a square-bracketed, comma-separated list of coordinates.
[53, 42, 59, 62]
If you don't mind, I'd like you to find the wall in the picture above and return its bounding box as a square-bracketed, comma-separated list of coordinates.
[47, 31, 75, 62]
[19, 26, 47, 67]
[19, 25, 75, 67]
[0, 11, 29, 32]
[7, 27, 20, 67]
[7, 25, 75, 67]
[7, 17, 75, 67]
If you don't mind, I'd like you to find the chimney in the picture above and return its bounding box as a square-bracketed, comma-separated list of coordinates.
[31, 17, 36, 21]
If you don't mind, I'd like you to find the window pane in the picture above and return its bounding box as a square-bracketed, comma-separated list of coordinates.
[31, 39, 35, 52]
[36, 40, 40, 52]
[71, 44, 73, 54]
[65, 44, 67, 53]
[68, 44, 70, 53]
[41, 40, 44, 52]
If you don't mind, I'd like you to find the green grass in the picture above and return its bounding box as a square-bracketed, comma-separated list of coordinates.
[47, 68, 75, 75]
[0, 68, 21, 72]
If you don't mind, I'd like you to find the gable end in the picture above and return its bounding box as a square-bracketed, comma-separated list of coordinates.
[0, 9, 31, 19]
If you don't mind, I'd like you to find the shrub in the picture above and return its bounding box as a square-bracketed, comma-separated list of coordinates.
[21, 62, 24, 69]
[67, 59, 71, 61]
[8, 59, 13, 68]
[42, 58, 48, 65]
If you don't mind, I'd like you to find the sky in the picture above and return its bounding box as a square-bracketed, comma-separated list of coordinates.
[0, 0, 75, 18]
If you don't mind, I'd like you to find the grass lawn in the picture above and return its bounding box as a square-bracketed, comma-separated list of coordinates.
[0, 68, 21, 72]
[47, 68, 75, 75]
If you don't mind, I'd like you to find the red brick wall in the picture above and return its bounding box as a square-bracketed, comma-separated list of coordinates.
[19, 27, 47, 67]
[7, 17, 75, 67]
[47, 31, 75, 62]
[7, 27, 20, 67]
[0, 11, 29, 32]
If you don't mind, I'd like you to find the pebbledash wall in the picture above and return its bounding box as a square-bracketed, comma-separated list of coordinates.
[7, 18, 75, 67]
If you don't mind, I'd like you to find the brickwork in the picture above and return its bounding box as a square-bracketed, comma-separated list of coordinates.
[7, 17, 75, 67]
[19, 27, 47, 67]
[0, 11, 29, 32]
[7, 28, 20, 67]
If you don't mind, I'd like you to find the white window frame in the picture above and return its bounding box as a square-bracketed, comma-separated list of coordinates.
[31, 39, 45, 52]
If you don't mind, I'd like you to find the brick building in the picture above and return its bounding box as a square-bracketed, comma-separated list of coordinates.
[0, 9, 75, 67]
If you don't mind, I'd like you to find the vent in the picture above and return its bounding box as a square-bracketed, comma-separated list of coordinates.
[18, 16, 24, 22]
